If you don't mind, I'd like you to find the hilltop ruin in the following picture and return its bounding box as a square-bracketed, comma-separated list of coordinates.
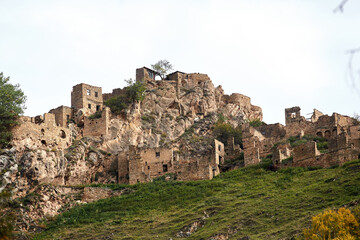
[2, 66, 359, 194]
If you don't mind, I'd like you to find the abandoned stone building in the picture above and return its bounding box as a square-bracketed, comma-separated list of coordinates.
[242, 106, 360, 168]
[13, 66, 360, 187]
[118, 139, 225, 184]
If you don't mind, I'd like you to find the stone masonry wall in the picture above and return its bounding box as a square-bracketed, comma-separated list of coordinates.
[49, 105, 73, 127]
[71, 83, 103, 114]
[83, 107, 110, 137]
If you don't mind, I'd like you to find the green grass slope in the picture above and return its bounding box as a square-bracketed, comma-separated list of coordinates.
[33, 159, 360, 240]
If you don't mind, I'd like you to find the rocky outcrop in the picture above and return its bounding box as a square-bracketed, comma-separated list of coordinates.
[101, 74, 262, 152]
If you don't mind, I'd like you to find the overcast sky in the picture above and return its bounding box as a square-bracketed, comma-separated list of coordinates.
[1, 0, 359, 124]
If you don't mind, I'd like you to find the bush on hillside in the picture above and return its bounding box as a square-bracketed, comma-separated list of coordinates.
[213, 121, 242, 146]
[104, 78, 146, 115]
[303, 207, 360, 240]
[0, 73, 26, 148]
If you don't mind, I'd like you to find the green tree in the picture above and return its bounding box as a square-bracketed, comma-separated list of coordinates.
[0, 73, 26, 148]
[213, 121, 242, 147]
[151, 59, 173, 79]
[104, 78, 146, 115]
[125, 78, 146, 103]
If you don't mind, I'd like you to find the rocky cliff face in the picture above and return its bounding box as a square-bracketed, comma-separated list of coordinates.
[102, 74, 262, 153]
[0, 73, 262, 236]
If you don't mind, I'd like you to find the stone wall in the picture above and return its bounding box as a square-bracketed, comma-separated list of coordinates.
[12, 113, 71, 151]
[71, 83, 103, 114]
[49, 105, 73, 127]
[293, 141, 320, 164]
[311, 109, 324, 123]
[103, 88, 127, 102]
[285, 106, 306, 125]
[175, 160, 213, 181]
[83, 107, 110, 137]
[136, 67, 157, 82]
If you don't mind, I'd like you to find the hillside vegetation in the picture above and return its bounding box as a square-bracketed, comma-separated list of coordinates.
[33, 159, 360, 240]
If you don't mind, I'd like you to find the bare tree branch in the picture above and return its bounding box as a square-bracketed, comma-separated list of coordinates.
[346, 47, 360, 94]
[334, 0, 349, 13]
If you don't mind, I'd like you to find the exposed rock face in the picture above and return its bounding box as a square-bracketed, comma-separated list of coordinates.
[102, 73, 262, 153]
[0, 70, 263, 236]
[1, 71, 261, 197]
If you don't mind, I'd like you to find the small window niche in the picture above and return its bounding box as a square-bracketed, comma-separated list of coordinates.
[95, 91, 98, 97]
[87, 89, 91, 96]
[96, 105, 100, 112]
[163, 164, 168, 172]
[156, 152, 160, 158]
[88, 104, 91, 109]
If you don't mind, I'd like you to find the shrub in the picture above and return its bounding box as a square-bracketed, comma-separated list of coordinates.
[249, 119, 263, 127]
[303, 208, 360, 239]
[0, 73, 26, 148]
[88, 111, 102, 120]
[213, 121, 242, 146]
[104, 79, 146, 115]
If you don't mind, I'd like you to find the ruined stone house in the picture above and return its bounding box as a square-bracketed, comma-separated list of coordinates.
[118, 139, 225, 184]
[242, 106, 360, 168]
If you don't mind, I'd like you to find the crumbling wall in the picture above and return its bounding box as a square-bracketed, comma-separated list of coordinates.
[175, 160, 213, 181]
[285, 106, 306, 125]
[83, 107, 110, 137]
[293, 141, 320, 165]
[273, 143, 291, 165]
[12, 113, 71, 150]
[103, 88, 127, 102]
[118, 152, 129, 184]
[49, 105, 73, 127]
[311, 109, 324, 123]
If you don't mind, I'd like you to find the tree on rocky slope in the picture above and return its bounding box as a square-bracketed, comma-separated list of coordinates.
[104, 78, 146, 115]
[0, 72, 26, 148]
[151, 60, 173, 79]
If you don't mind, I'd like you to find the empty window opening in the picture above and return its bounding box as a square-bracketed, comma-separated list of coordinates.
[163, 164, 168, 172]
[291, 112, 296, 118]
[88, 104, 91, 109]
[66, 115, 70, 120]
[60, 130, 66, 139]
[198, 81, 201, 85]
[219, 155, 223, 163]
[41, 140, 47, 146]
[95, 92, 98, 97]
[218, 145, 221, 151]
[156, 152, 160, 157]
[41, 129, 45, 135]
[317, 132, 323, 137]
[148, 71, 154, 79]
[96, 105, 100, 111]
[325, 130, 331, 138]
[332, 128, 337, 136]
[148, 166, 150, 170]
[87, 89, 91, 96]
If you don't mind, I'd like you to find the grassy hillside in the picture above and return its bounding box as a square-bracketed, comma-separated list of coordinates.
[33, 159, 360, 240]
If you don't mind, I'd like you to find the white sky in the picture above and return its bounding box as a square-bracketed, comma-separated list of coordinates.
[1, 0, 359, 124]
